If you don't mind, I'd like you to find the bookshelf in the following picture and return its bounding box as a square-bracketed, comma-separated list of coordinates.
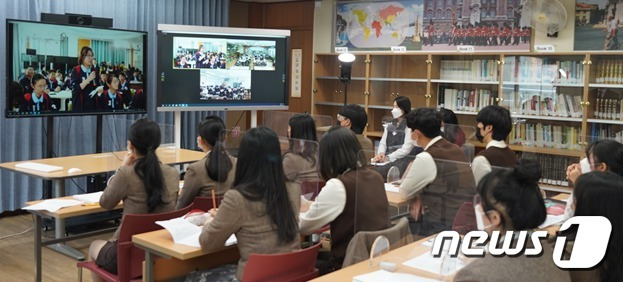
[312, 51, 623, 190]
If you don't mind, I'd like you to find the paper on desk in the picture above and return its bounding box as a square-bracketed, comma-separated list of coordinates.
[370, 159, 390, 166]
[23, 199, 82, 213]
[73, 191, 103, 204]
[384, 183, 400, 193]
[538, 214, 566, 229]
[402, 252, 466, 276]
[156, 217, 237, 248]
[353, 270, 440, 282]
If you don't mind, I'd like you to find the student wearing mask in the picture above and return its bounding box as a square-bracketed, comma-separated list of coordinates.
[567, 172, 623, 281]
[399, 108, 475, 236]
[195, 127, 300, 281]
[454, 159, 570, 281]
[99, 75, 124, 110]
[372, 97, 419, 179]
[337, 104, 374, 155]
[283, 114, 320, 185]
[299, 126, 388, 274]
[87, 118, 180, 280]
[177, 116, 236, 209]
[71, 46, 103, 111]
[23, 74, 56, 112]
[471, 105, 516, 184]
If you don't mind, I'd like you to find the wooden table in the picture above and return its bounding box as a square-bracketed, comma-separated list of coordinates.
[0, 148, 204, 281]
[133, 229, 239, 281]
[25, 197, 123, 282]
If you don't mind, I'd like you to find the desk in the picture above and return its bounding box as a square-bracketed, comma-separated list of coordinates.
[133, 229, 239, 281]
[47, 90, 71, 111]
[311, 235, 459, 281]
[0, 148, 204, 270]
[26, 197, 123, 282]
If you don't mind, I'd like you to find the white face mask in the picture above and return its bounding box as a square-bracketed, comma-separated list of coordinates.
[391, 107, 402, 119]
[474, 203, 494, 231]
[580, 157, 591, 174]
[440, 126, 445, 133]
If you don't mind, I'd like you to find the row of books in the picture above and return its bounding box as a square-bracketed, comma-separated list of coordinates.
[589, 124, 623, 143]
[503, 57, 584, 84]
[439, 87, 497, 112]
[509, 122, 582, 150]
[594, 60, 623, 84]
[505, 92, 583, 118]
[594, 97, 623, 120]
[519, 152, 575, 187]
[439, 60, 498, 81]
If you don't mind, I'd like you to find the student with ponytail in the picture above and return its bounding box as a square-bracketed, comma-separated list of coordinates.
[177, 116, 236, 209]
[454, 159, 570, 281]
[87, 118, 180, 279]
[191, 127, 300, 281]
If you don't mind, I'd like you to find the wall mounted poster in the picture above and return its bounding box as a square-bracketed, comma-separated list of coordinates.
[574, 0, 623, 51]
[335, 0, 532, 52]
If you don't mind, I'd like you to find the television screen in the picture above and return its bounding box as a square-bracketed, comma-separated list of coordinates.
[5, 19, 147, 117]
[157, 25, 289, 111]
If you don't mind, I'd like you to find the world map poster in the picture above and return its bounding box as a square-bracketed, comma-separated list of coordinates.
[336, 1, 424, 51]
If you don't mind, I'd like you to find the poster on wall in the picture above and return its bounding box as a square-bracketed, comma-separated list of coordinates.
[335, 0, 532, 52]
[574, 0, 623, 51]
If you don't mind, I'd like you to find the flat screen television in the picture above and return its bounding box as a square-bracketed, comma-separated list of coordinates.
[157, 24, 290, 111]
[5, 19, 147, 117]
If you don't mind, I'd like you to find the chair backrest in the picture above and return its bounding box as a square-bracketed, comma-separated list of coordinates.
[342, 217, 413, 267]
[242, 242, 322, 282]
[452, 202, 477, 235]
[300, 179, 325, 201]
[192, 195, 225, 211]
[116, 204, 193, 281]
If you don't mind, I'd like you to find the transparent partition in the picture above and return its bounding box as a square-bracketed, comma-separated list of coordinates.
[262, 111, 333, 139]
[279, 137, 322, 201]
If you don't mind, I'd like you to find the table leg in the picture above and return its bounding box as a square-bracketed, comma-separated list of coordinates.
[47, 179, 86, 260]
[145, 250, 154, 282]
[35, 215, 42, 282]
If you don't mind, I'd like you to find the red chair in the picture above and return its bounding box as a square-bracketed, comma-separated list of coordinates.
[77, 204, 193, 282]
[192, 195, 224, 211]
[300, 179, 326, 201]
[241, 242, 322, 282]
[452, 202, 477, 235]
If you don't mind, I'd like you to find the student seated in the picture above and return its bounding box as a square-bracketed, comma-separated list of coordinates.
[566, 139, 623, 184]
[177, 116, 236, 209]
[283, 113, 320, 185]
[23, 74, 57, 112]
[88, 118, 180, 279]
[337, 104, 374, 154]
[567, 172, 623, 281]
[399, 108, 475, 236]
[439, 108, 466, 147]
[372, 96, 420, 179]
[471, 105, 516, 184]
[299, 126, 388, 274]
[99, 75, 124, 110]
[454, 160, 570, 282]
[193, 127, 300, 281]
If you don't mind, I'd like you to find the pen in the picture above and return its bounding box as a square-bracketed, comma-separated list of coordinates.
[211, 189, 217, 209]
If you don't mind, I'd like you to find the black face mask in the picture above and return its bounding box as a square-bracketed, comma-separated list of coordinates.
[476, 129, 485, 143]
[336, 120, 342, 127]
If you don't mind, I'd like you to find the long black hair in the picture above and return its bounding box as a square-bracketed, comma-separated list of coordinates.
[128, 118, 167, 213]
[574, 172, 623, 281]
[478, 159, 546, 231]
[319, 126, 365, 181]
[198, 116, 232, 182]
[287, 113, 318, 166]
[233, 127, 297, 243]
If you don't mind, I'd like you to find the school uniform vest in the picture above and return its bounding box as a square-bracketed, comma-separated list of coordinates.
[422, 138, 476, 227]
[330, 168, 389, 266]
[477, 146, 517, 168]
[385, 119, 407, 155]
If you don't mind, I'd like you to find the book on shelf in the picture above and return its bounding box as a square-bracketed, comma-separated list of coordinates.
[594, 88, 623, 120]
[590, 124, 623, 144]
[510, 122, 582, 150]
[439, 59, 498, 81]
[439, 86, 496, 112]
[595, 60, 623, 84]
[507, 91, 582, 118]
[504, 57, 584, 84]
[519, 152, 575, 187]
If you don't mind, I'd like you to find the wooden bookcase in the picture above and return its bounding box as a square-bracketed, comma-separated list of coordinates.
[312, 51, 623, 190]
